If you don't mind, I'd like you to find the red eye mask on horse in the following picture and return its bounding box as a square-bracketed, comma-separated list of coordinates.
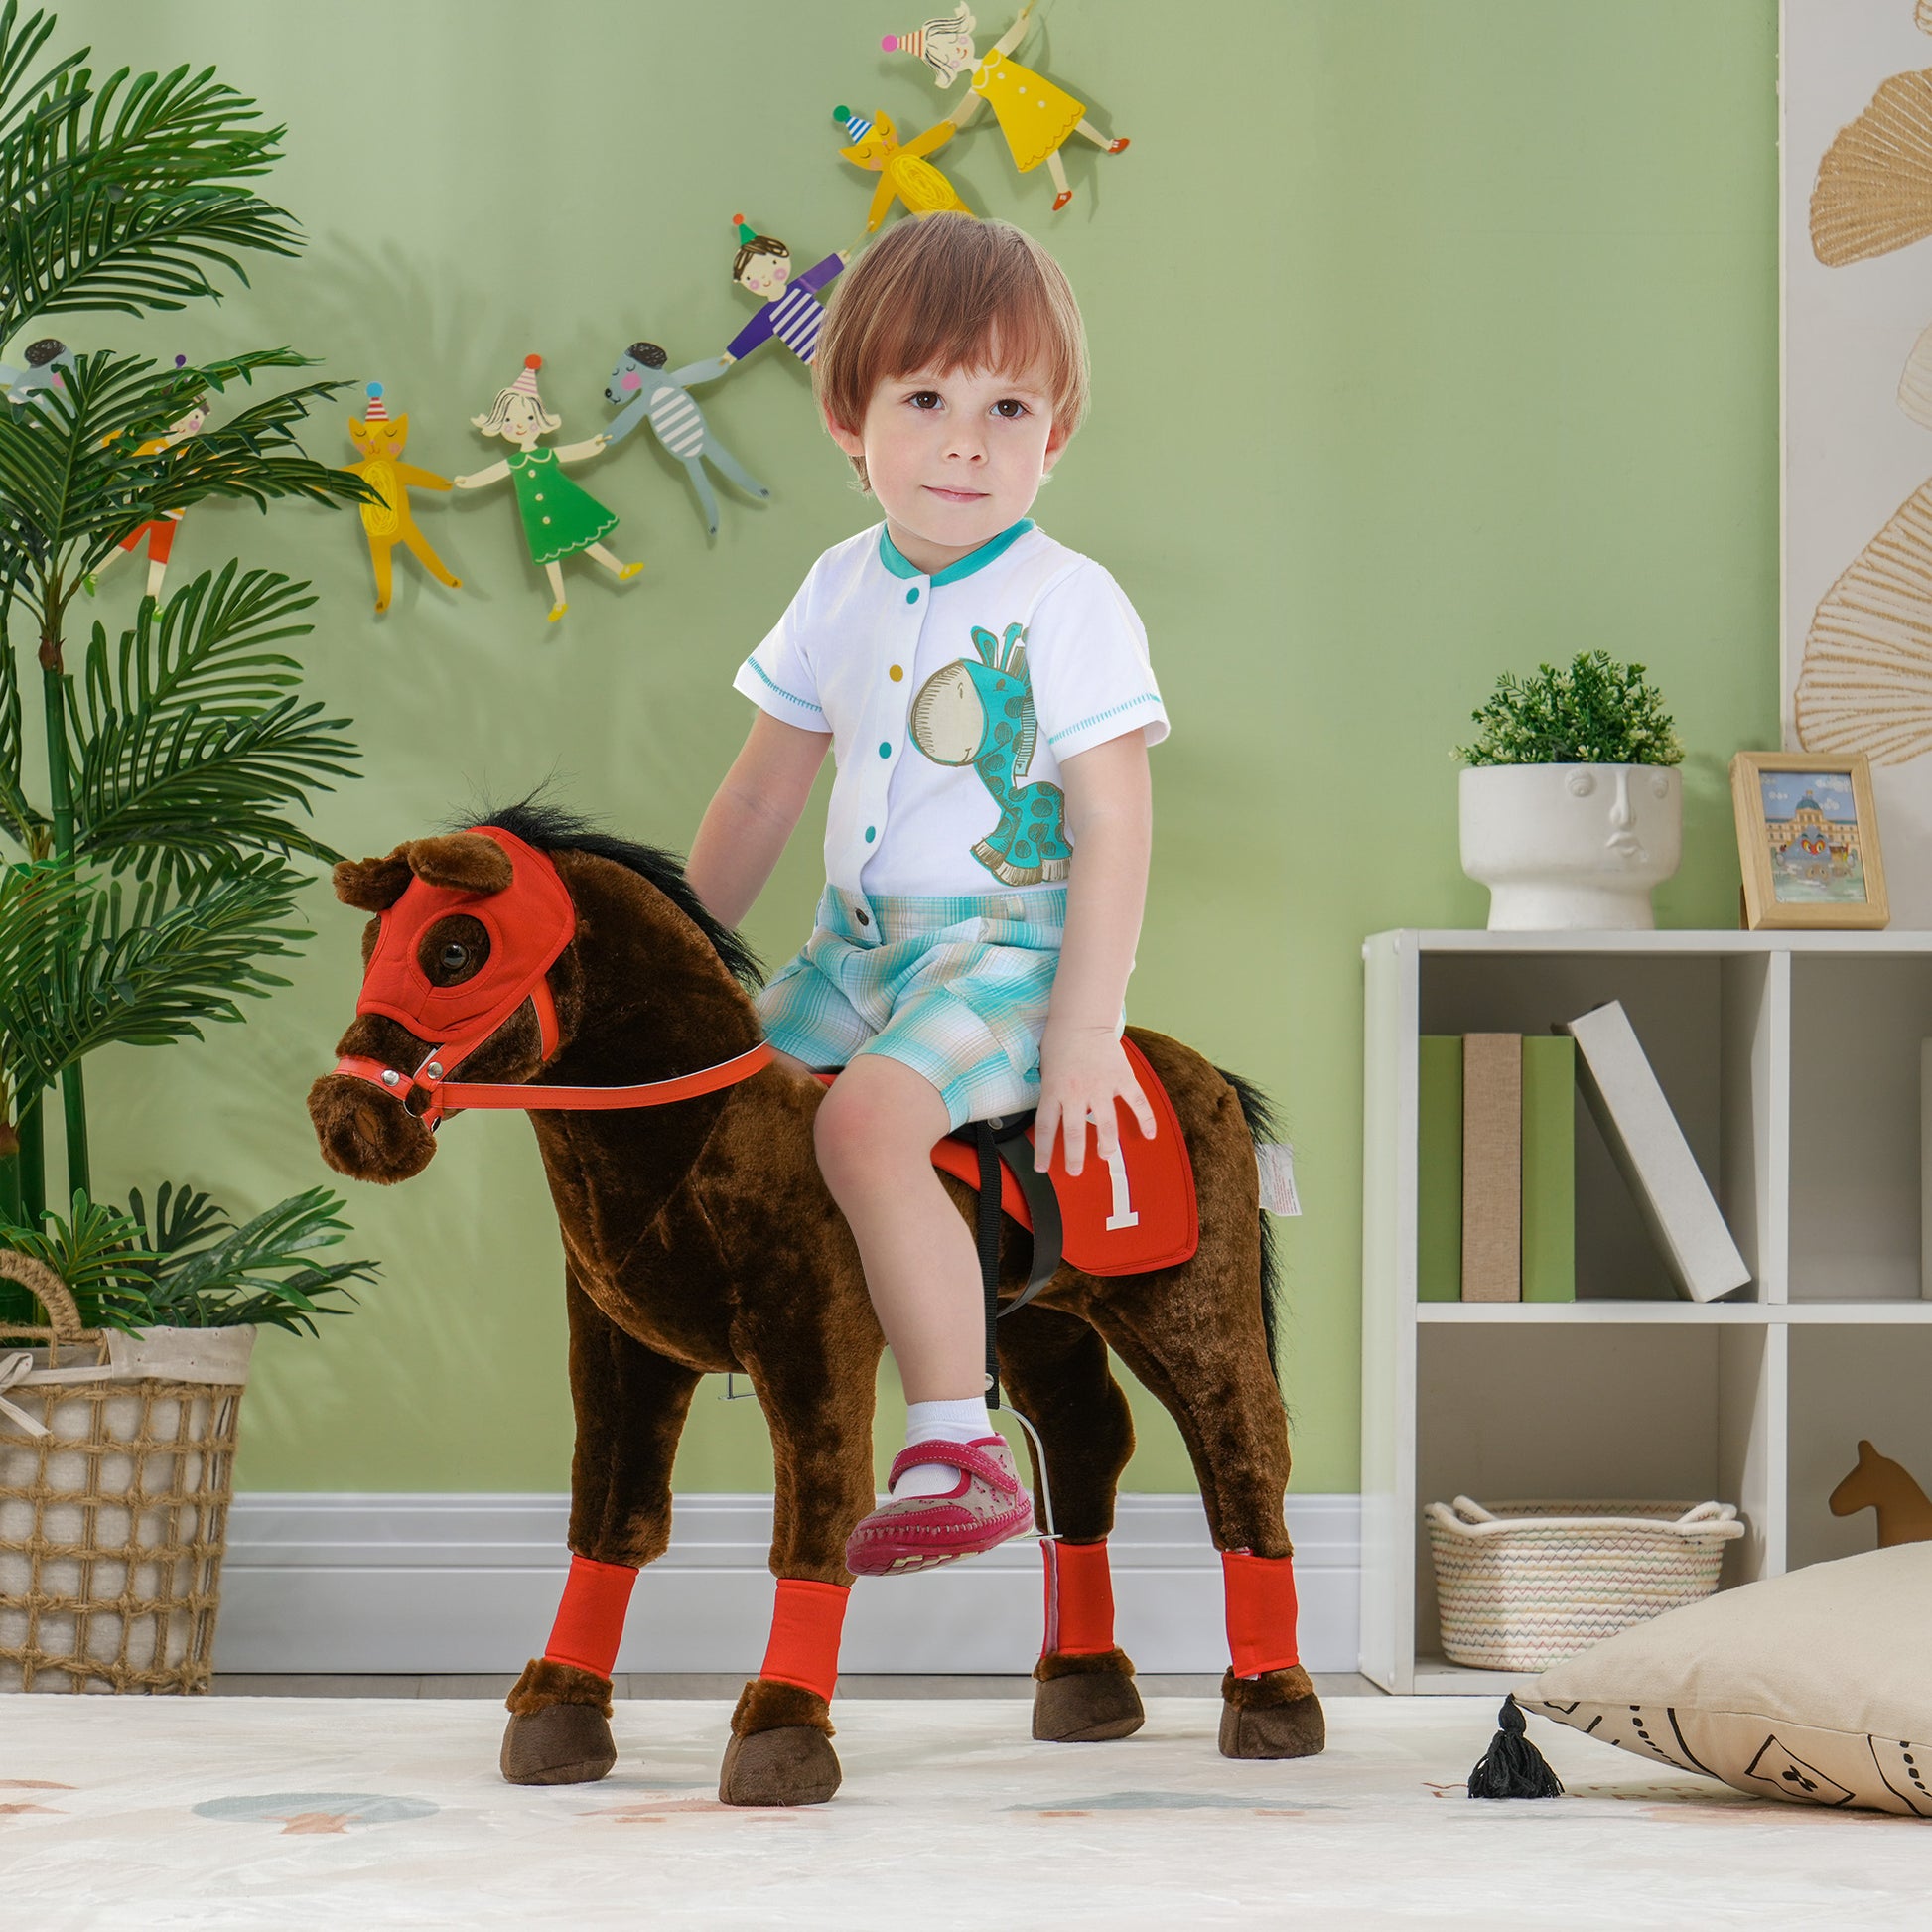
[331, 824, 771, 1129]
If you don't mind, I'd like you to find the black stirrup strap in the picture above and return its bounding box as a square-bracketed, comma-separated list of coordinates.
[973, 1112, 1067, 1412]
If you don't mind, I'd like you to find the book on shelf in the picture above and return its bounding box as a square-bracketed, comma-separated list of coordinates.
[1521, 1036, 1576, 1303]
[1560, 1000, 1750, 1304]
[1461, 1034, 1522, 1301]
[1417, 1035, 1575, 1303]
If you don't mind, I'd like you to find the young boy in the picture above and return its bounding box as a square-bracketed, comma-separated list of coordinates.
[685, 212, 1167, 1576]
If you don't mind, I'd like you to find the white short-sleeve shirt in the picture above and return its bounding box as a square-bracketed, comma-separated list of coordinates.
[735, 519, 1167, 899]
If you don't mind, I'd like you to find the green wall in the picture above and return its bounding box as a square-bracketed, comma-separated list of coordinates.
[38, 1, 1779, 1495]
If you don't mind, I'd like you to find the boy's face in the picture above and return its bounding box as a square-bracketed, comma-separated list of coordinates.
[826, 359, 1065, 569]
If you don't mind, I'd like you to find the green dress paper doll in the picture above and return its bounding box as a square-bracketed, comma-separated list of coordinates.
[455, 354, 642, 623]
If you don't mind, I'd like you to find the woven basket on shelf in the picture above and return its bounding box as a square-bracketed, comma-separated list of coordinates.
[1426, 1495, 1745, 1673]
[0, 1249, 254, 1694]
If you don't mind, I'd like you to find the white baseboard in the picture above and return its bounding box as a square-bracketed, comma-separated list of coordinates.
[217, 1492, 1360, 1676]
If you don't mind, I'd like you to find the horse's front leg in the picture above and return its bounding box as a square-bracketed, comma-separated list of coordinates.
[500, 1265, 701, 1786]
[718, 1310, 882, 1808]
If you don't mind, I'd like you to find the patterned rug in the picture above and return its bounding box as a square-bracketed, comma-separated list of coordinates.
[4, 1695, 1928, 1928]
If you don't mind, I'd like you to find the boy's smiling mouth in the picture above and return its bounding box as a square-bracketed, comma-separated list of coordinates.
[924, 484, 989, 503]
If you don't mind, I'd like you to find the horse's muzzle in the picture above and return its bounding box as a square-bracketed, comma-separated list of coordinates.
[307, 1071, 439, 1183]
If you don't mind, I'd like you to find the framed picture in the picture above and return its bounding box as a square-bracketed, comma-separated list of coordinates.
[1730, 751, 1889, 930]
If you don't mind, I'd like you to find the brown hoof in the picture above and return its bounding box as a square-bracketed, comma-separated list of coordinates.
[1033, 1648, 1145, 1742]
[719, 1725, 842, 1806]
[500, 1701, 619, 1784]
[1217, 1665, 1326, 1760]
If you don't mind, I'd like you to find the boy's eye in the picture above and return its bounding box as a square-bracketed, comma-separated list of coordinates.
[992, 398, 1030, 419]
[907, 391, 942, 409]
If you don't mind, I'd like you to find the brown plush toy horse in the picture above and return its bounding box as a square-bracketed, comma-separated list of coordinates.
[307, 800, 1323, 1807]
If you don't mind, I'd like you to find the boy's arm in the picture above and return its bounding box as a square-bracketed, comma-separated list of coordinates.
[1035, 731, 1157, 1176]
[686, 709, 832, 929]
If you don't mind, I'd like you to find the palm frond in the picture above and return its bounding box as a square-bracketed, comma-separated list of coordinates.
[0, 1186, 155, 1332]
[135, 1184, 374, 1332]
[0, 854, 89, 1080]
[65, 563, 356, 880]
[0, 18, 297, 345]
[125, 1177, 227, 1258]
[0, 853, 311, 1099]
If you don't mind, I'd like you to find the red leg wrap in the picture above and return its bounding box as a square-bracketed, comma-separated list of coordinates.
[759, 1579, 850, 1702]
[543, 1553, 638, 1678]
[1222, 1549, 1301, 1677]
[1041, 1538, 1116, 1656]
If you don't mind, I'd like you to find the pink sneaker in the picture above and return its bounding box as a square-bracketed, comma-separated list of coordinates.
[845, 1437, 1035, 1578]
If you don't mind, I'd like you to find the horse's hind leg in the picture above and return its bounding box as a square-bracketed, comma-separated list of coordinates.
[501, 1267, 700, 1786]
[998, 1303, 1145, 1743]
[1089, 1260, 1324, 1762]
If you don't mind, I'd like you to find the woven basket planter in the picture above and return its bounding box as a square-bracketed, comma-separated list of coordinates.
[1426, 1495, 1745, 1672]
[0, 1250, 254, 1695]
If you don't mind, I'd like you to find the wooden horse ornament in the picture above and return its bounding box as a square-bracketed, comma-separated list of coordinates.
[1830, 1440, 1932, 1549]
[307, 801, 1322, 1806]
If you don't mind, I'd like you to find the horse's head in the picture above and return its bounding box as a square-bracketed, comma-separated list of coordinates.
[307, 826, 575, 1184]
[1829, 1439, 1889, 1518]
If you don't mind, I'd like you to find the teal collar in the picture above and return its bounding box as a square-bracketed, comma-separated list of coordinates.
[878, 517, 1034, 587]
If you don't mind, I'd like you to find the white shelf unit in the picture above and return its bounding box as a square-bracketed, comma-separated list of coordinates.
[1360, 928, 1932, 1695]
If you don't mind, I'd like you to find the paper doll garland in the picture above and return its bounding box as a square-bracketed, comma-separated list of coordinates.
[884, 4, 1129, 213]
[454, 354, 641, 624]
[345, 382, 461, 615]
[602, 339, 768, 538]
[724, 213, 850, 367]
[85, 355, 207, 606]
[833, 104, 973, 229]
[1, 335, 75, 412]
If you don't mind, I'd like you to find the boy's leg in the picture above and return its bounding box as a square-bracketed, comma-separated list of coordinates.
[812, 1053, 979, 1405]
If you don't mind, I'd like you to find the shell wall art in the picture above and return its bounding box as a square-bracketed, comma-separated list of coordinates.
[1785, 0, 1932, 921]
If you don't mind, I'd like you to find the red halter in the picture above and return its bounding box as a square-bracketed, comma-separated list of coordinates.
[329, 823, 771, 1130]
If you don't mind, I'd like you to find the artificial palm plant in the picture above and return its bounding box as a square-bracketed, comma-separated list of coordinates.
[0, 3, 377, 1330]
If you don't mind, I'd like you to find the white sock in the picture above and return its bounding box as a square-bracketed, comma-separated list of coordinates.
[892, 1397, 994, 1499]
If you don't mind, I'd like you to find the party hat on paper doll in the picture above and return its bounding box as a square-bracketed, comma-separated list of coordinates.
[731, 212, 759, 247]
[883, 30, 924, 58]
[511, 353, 544, 399]
[362, 381, 390, 422]
[834, 104, 877, 143]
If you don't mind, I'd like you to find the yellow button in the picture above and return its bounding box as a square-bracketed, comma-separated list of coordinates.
[890, 665, 903, 681]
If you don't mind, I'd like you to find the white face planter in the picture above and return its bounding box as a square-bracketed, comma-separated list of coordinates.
[1458, 763, 1683, 930]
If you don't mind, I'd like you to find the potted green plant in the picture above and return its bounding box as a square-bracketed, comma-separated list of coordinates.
[1455, 651, 1687, 930]
[0, 4, 378, 1691]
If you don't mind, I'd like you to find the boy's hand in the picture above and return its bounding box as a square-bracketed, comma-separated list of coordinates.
[1034, 1024, 1156, 1176]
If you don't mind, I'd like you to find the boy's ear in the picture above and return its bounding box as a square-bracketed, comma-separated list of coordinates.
[1041, 418, 1072, 474]
[820, 401, 865, 461]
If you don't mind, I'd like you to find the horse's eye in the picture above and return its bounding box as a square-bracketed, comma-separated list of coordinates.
[441, 942, 469, 972]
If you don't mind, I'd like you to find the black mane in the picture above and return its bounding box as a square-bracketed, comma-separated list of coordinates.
[460, 793, 763, 990]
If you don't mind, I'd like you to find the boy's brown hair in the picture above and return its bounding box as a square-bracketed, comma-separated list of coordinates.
[814, 213, 1088, 488]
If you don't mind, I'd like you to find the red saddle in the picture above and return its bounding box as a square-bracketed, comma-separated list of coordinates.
[817, 1035, 1198, 1277]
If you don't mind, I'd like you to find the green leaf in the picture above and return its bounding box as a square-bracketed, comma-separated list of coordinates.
[0, 603, 50, 851]
[66, 562, 357, 882]
[0, 1185, 156, 1332]
[130, 1183, 375, 1332]
[0, 852, 311, 1099]
[1454, 651, 1685, 767]
[0, 15, 298, 345]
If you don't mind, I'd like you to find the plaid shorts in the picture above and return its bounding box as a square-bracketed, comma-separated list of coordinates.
[756, 884, 1066, 1130]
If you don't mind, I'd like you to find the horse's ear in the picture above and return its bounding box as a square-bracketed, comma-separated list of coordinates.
[404, 832, 515, 895]
[333, 849, 413, 910]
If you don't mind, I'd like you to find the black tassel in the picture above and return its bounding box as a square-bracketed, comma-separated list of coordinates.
[1465, 1696, 1564, 1800]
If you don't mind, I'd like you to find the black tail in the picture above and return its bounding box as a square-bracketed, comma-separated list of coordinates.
[1215, 1063, 1283, 1377]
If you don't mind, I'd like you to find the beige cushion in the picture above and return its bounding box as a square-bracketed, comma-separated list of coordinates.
[1525, 1545, 1932, 1815]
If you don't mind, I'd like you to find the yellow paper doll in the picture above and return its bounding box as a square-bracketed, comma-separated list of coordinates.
[833, 105, 973, 232]
[346, 383, 461, 616]
[885, 3, 1129, 212]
